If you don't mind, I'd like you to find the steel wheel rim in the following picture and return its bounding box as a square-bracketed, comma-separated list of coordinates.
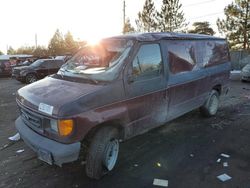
[209, 95, 219, 115]
[103, 139, 119, 171]
[28, 75, 36, 83]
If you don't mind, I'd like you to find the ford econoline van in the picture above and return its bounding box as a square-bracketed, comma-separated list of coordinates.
[15, 32, 230, 179]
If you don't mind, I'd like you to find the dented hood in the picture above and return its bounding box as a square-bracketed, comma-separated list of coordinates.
[16, 77, 103, 116]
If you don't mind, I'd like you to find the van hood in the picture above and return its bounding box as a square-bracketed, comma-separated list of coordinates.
[16, 77, 103, 116]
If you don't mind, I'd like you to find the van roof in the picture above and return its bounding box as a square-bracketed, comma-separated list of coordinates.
[109, 32, 225, 42]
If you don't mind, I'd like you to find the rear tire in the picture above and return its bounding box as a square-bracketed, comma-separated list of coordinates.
[26, 74, 37, 84]
[85, 126, 119, 179]
[200, 90, 219, 117]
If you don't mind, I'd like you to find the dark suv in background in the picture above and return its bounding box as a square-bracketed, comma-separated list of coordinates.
[12, 59, 65, 83]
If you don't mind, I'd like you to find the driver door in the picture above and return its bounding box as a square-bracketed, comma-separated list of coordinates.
[124, 43, 168, 135]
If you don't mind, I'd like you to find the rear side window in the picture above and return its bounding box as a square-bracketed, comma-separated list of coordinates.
[202, 41, 229, 67]
[132, 44, 162, 80]
[167, 41, 196, 74]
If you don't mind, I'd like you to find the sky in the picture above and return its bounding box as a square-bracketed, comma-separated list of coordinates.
[0, 0, 233, 54]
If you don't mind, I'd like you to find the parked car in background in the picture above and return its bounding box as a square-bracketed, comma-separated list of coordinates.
[12, 59, 65, 83]
[15, 33, 230, 179]
[241, 63, 250, 82]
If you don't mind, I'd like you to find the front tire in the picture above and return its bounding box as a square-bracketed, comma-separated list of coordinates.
[85, 126, 119, 179]
[200, 90, 219, 117]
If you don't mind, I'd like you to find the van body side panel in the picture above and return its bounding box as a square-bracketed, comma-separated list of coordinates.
[205, 62, 231, 94]
[167, 71, 206, 120]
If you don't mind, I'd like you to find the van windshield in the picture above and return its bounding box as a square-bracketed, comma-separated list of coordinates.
[58, 39, 133, 82]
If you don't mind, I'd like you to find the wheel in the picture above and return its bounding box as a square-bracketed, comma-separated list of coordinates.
[85, 126, 119, 179]
[26, 74, 37, 84]
[200, 90, 219, 117]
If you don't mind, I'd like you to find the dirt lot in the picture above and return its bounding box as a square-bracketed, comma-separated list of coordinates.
[0, 77, 250, 188]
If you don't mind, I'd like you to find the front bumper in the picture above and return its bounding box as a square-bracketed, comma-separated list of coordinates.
[241, 72, 250, 81]
[12, 74, 25, 81]
[15, 116, 81, 166]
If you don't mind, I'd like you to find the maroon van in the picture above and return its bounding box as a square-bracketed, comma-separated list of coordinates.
[15, 32, 231, 179]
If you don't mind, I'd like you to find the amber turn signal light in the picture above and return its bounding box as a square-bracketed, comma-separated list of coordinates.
[58, 119, 73, 136]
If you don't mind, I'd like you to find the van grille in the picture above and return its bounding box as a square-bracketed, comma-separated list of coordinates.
[20, 108, 43, 132]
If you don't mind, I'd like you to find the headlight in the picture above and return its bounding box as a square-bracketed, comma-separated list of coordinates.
[20, 70, 27, 75]
[50, 119, 74, 136]
[50, 119, 58, 132]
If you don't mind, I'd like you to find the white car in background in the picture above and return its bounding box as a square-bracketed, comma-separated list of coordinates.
[241, 63, 250, 82]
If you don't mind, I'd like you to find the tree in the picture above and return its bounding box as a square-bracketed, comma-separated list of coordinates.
[157, 0, 187, 32]
[64, 31, 80, 54]
[7, 46, 16, 55]
[217, 0, 250, 49]
[33, 46, 49, 57]
[123, 18, 135, 34]
[48, 29, 66, 56]
[0, 50, 3, 55]
[135, 0, 158, 32]
[188, 21, 215, 35]
[16, 46, 35, 55]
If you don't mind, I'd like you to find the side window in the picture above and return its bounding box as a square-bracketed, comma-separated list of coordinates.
[46, 61, 59, 69]
[167, 41, 196, 74]
[55, 60, 64, 67]
[204, 41, 229, 67]
[40, 61, 49, 68]
[132, 44, 162, 80]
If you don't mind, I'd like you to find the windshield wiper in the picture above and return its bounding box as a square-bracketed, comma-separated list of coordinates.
[73, 72, 99, 84]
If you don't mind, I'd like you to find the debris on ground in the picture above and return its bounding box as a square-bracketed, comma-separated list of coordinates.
[216, 158, 221, 163]
[153, 178, 168, 187]
[0, 142, 15, 151]
[8, 133, 20, 141]
[217, 174, 232, 182]
[211, 123, 223, 130]
[16, 149, 24, 153]
[243, 95, 250, 99]
[220, 153, 230, 158]
[190, 154, 194, 157]
[223, 162, 229, 167]
[81, 161, 86, 165]
[156, 162, 161, 167]
[134, 164, 138, 167]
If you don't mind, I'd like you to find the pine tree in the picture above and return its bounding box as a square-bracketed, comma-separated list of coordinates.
[48, 29, 66, 56]
[157, 0, 187, 32]
[123, 18, 135, 34]
[188, 22, 215, 36]
[135, 0, 158, 32]
[7, 46, 16, 55]
[64, 31, 79, 54]
[217, 0, 250, 49]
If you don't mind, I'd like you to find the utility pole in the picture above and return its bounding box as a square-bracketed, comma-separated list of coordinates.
[123, 0, 126, 29]
[35, 33, 38, 49]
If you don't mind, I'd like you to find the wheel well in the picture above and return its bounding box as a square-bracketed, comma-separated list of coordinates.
[83, 120, 124, 144]
[212, 85, 221, 95]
